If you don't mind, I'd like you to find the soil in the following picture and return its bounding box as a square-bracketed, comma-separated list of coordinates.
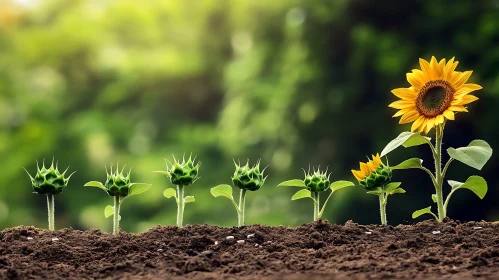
[1, 220, 499, 279]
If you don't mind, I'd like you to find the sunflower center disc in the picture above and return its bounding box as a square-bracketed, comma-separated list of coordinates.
[416, 80, 454, 118]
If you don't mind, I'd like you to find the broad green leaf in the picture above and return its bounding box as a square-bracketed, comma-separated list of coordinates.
[431, 194, 437, 203]
[329, 180, 355, 192]
[391, 158, 423, 170]
[277, 179, 306, 188]
[210, 184, 234, 199]
[291, 189, 312, 200]
[384, 182, 401, 193]
[184, 196, 195, 203]
[381, 132, 431, 157]
[412, 206, 435, 219]
[129, 183, 151, 197]
[447, 176, 488, 199]
[104, 205, 114, 218]
[163, 188, 177, 199]
[366, 187, 382, 195]
[84, 181, 107, 191]
[447, 140, 492, 170]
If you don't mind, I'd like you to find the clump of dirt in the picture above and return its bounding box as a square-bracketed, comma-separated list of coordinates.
[1, 219, 499, 279]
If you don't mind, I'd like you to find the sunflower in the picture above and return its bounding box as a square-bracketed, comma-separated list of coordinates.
[389, 56, 482, 134]
[351, 153, 391, 190]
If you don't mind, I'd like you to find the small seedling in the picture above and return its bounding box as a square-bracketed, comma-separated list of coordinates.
[84, 164, 151, 236]
[210, 160, 267, 226]
[154, 155, 200, 227]
[278, 167, 354, 222]
[352, 153, 405, 225]
[24, 158, 75, 231]
[386, 56, 491, 222]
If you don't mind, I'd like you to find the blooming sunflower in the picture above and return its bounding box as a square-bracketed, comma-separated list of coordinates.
[389, 56, 482, 134]
[351, 153, 391, 191]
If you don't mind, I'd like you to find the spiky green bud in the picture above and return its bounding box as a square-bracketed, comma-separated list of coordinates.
[303, 168, 331, 192]
[232, 160, 267, 191]
[25, 159, 74, 195]
[104, 164, 133, 197]
[359, 164, 392, 191]
[163, 155, 200, 186]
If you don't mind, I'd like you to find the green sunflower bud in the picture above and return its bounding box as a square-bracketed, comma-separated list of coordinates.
[104, 164, 132, 197]
[232, 160, 266, 191]
[359, 164, 392, 191]
[303, 168, 331, 192]
[25, 159, 74, 195]
[163, 155, 200, 186]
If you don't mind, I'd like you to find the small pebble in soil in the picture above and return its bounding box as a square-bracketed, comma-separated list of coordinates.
[255, 244, 259, 247]
[237, 240, 245, 244]
[365, 231, 372, 235]
[51, 238, 59, 241]
[157, 249, 163, 252]
[226, 236, 234, 240]
[214, 241, 219, 245]
[432, 231, 441, 235]
[474, 227, 483, 230]
[27, 237, 33, 240]
[247, 234, 255, 238]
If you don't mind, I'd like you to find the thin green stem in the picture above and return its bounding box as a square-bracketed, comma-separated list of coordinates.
[312, 192, 320, 221]
[46, 194, 54, 231]
[443, 188, 458, 218]
[434, 125, 445, 222]
[176, 185, 185, 227]
[419, 166, 437, 186]
[441, 158, 454, 183]
[379, 190, 387, 225]
[238, 189, 247, 226]
[318, 189, 334, 219]
[113, 195, 120, 236]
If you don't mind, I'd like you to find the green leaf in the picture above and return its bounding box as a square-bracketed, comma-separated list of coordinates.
[104, 205, 114, 218]
[391, 158, 423, 170]
[291, 189, 312, 200]
[84, 181, 107, 192]
[277, 179, 306, 188]
[184, 196, 195, 203]
[210, 184, 234, 199]
[389, 188, 406, 194]
[366, 187, 382, 195]
[329, 180, 355, 192]
[381, 132, 431, 157]
[447, 176, 488, 199]
[128, 183, 151, 197]
[431, 194, 437, 203]
[412, 206, 435, 219]
[163, 188, 177, 199]
[447, 140, 493, 170]
[384, 182, 401, 193]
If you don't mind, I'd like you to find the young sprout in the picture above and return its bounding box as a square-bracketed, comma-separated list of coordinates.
[154, 155, 200, 227]
[24, 158, 75, 231]
[385, 57, 492, 222]
[278, 166, 354, 222]
[84, 164, 151, 236]
[210, 159, 267, 226]
[352, 154, 405, 225]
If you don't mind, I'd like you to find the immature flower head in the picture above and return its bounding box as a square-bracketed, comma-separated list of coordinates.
[164, 155, 200, 186]
[232, 160, 267, 191]
[389, 56, 482, 134]
[104, 163, 133, 197]
[25, 159, 74, 195]
[351, 154, 392, 191]
[303, 167, 331, 192]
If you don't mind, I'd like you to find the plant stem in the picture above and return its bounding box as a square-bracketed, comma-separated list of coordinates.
[378, 191, 387, 225]
[312, 192, 320, 221]
[46, 194, 54, 231]
[434, 125, 445, 222]
[176, 185, 185, 227]
[238, 189, 247, 226]
[113, 195, 120, 236]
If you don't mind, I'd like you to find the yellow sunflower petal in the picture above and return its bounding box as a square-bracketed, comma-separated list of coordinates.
[449, 105, 468, 112]
[411, 115, 425, 132]
[424, 118, 436, 134]
[436, 114, 444, 125]
[452, 71, 473, 88]
[419, 58, 433, 80]
[406, 72, 425, 89]
[399, 111, 420, 124]
[392, 109, 410, 118]
[430, 56, 442, 78]
[373, 153, 381, 167]
[360, 162, 370, 176]
[391, 88, 417, 100]
[438, 58, 446, 78]
[418, 118, 428, 133]
[455, 83, 482, 96]
[443, 57, 456, 80]
[460, 95, 479, 105]
[366, 161, 376, 172]
[388, 100, 416, 109]
[443, 110, 455, 120]
[351, 170, 364, 181]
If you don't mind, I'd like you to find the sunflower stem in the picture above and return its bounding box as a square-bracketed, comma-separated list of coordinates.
[238, 189, 247, 226]
[312, 192, 320, 221]
[46, 194, 55, 231]
[176, 185, 185, 227]
[434, 124, 445, 222]
[113, 195, 120, 236]
[378, 191, 387, 225]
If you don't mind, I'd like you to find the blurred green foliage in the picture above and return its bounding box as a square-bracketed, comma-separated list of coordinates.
[1, 0, 499, 232]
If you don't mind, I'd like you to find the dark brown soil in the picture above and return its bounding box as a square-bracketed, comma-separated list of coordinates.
[1, 220, 499, 279]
